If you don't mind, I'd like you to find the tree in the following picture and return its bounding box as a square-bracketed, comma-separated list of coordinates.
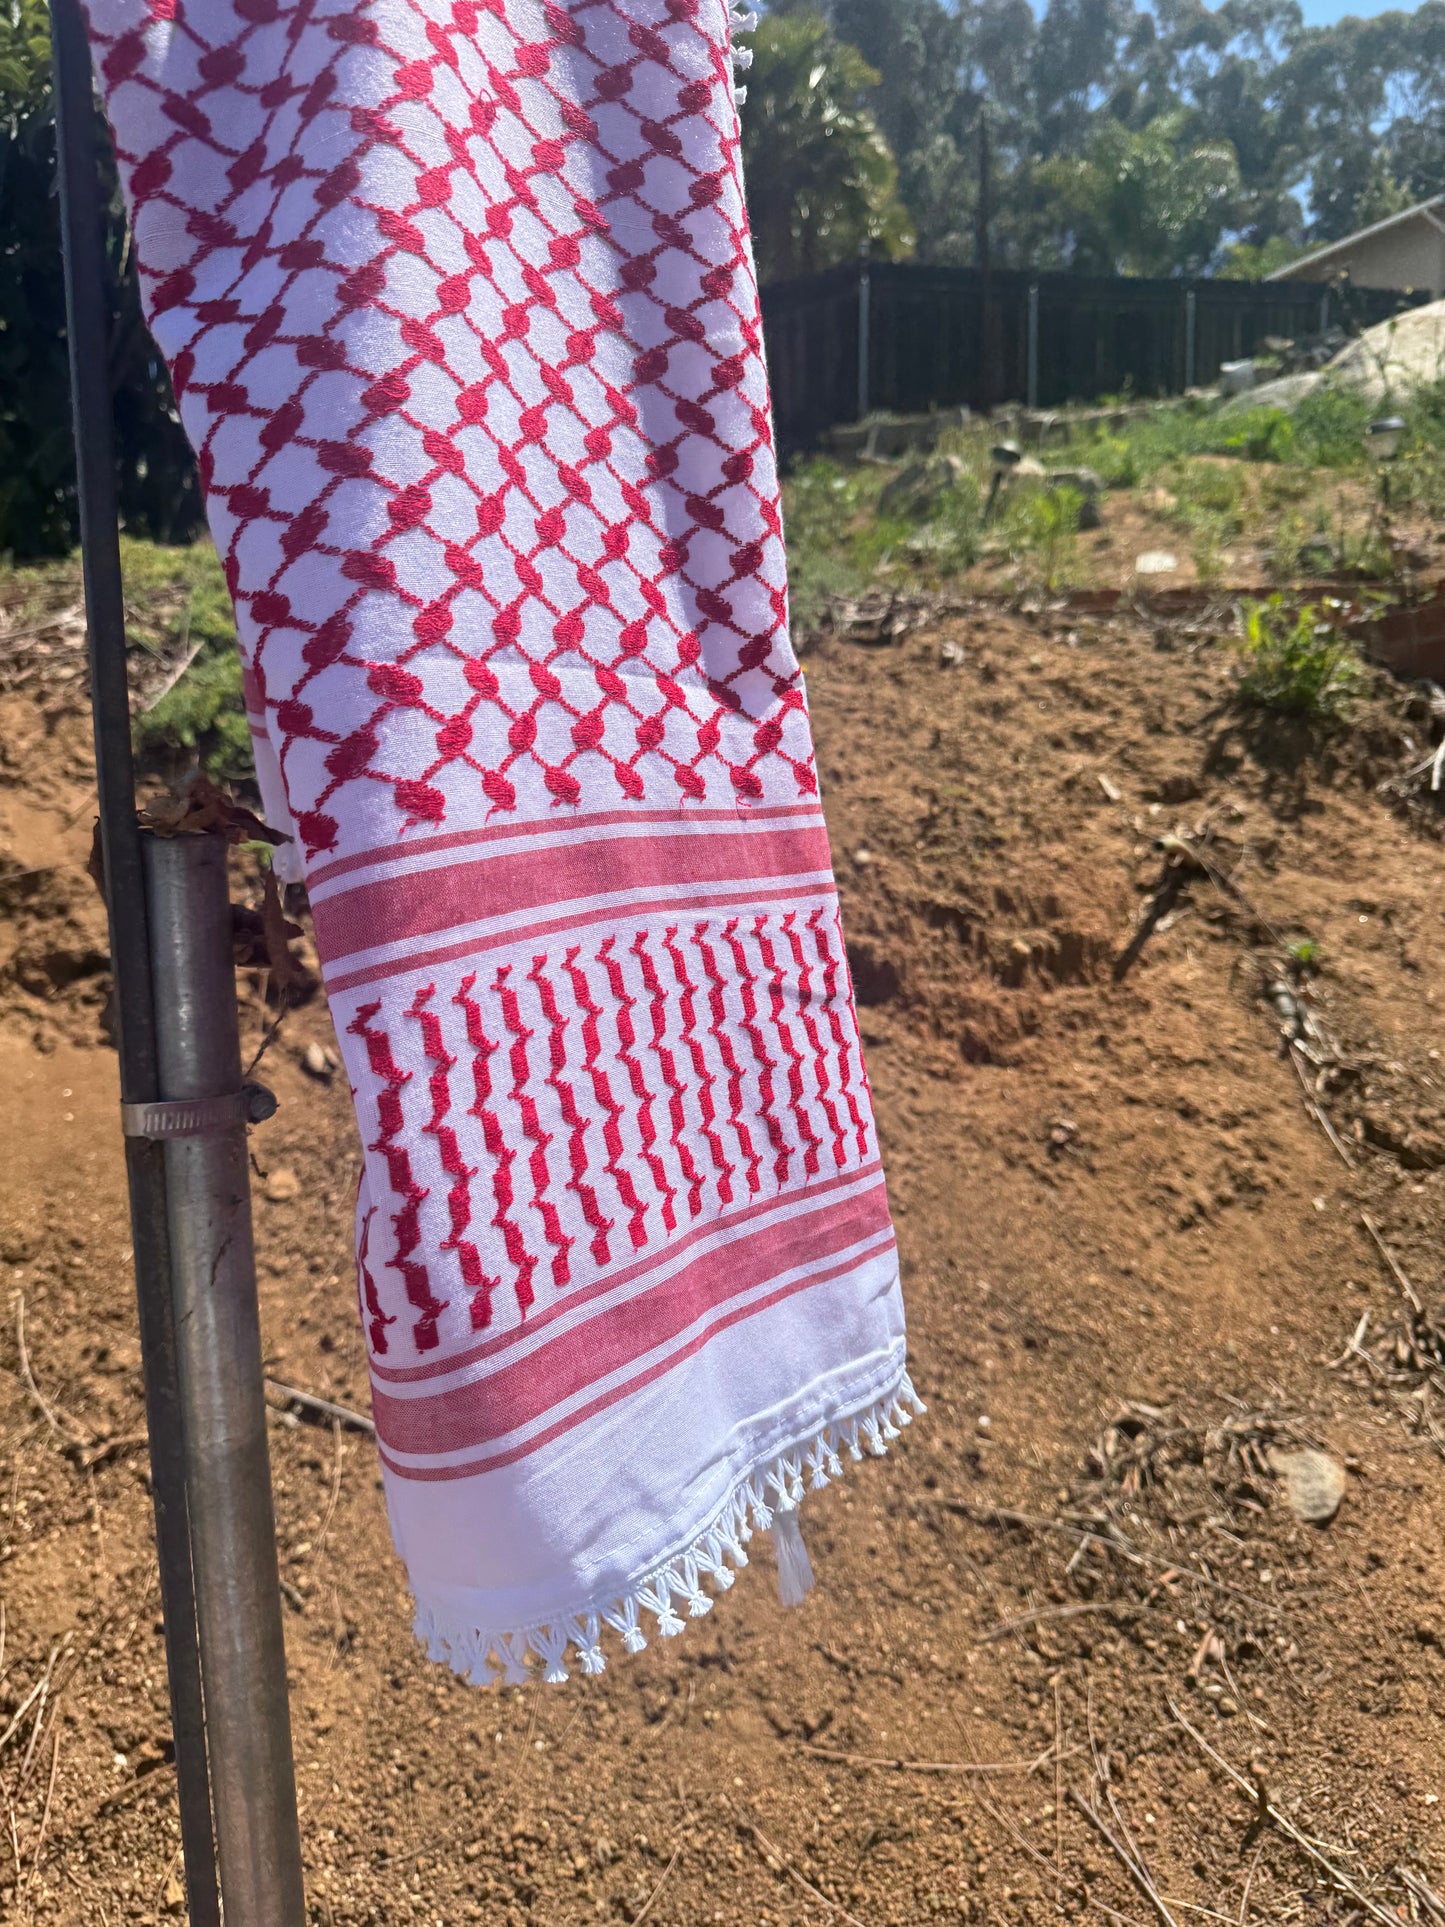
[0, 0, 202, 556]
[1218, 234, 1304, 279]
[739, 12, 914, 283]
[1040, 111, 1241, 275]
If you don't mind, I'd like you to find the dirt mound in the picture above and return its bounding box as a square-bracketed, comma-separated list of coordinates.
[4, 593, 1445, 1925]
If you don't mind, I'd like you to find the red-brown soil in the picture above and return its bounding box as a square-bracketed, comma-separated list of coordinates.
[3, 590, 1445, 1926]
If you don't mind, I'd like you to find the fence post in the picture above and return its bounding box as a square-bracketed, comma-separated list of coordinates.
[1184, 288, 1197, 390]
[1026, 283, 1039, 409]
[856, 252, 872, 421]
[144, 832, 308, 1927]
[48, 0, 222, 1918]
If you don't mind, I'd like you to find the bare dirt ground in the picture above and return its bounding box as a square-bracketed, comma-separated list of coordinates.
[4, 587, 1445, 1927]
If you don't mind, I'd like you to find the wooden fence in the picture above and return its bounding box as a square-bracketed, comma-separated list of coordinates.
[759, 261, 1420, 453]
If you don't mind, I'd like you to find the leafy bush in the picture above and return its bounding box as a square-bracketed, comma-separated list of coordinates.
[1234, 596, 1362, 721]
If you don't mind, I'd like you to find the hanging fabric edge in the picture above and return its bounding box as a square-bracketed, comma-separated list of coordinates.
[412, 1369, 926, 1686]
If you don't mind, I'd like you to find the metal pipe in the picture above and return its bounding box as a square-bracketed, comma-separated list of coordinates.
[1026, 283, 1039, 409]
[1184, 288, 1197, 390]
[144, 832, 307, 1927]
[48, 1, 221, 1918]
[856, 255, 871, 421]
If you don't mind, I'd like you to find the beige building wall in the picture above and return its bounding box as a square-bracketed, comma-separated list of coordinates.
[1282, 218, 1445, 296]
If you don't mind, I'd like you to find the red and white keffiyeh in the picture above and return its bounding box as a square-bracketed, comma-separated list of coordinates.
[83, 0, 917, 1682]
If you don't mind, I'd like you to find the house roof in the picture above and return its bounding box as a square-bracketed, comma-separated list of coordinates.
[1265, 195, 1445, 281]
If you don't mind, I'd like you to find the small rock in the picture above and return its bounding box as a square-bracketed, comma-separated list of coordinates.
[264, 1167, 302, 1204]
[877, 453, 967, 520]
[1268, 1445, 1346, 1524]
[1044, 465, 1105, 528]
[301, 1041, 333, 1081]
[1135, 551, 1178, 576]
[939, 639, 967, 669]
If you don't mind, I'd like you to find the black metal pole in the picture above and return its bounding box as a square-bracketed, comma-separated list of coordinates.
[48, 4, 221, 1921]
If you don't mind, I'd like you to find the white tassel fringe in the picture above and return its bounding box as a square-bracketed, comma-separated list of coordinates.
[413, 1372, 924, 1688]
[727, 0, 757, 101]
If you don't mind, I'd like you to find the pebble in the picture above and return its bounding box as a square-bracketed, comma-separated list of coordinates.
[301, 1042, 334, 1081]
[264, 1167, 302, 1204]
[1268, 1445, 1346, 1524]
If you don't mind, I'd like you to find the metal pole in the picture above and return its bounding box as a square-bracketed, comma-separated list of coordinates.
[48, 2, 221, 1920]
[144, 831, 307, 1927]
[856, 254, 871, 421]
[1184, 288, 1197, 390]
[1026, 283, 1039, 409]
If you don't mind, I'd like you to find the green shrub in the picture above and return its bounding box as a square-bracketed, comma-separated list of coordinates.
[1290, 384, 1374, 468]
[138, 646, 252, 779]
[781, 458, 871, 632]
[124, 540, 252, 779]
[1234, 595, 1362, 720]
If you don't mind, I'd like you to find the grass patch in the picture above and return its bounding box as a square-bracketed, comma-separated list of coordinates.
[783, 454, 984, 621]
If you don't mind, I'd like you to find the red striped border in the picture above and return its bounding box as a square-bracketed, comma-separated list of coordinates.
[307, 802, 824, 892]
[372, 1172, 892, 1463]
[378, 1231, 897, 1483]
[372, 1158, 884, 1384]
[324, 874, 837, 994]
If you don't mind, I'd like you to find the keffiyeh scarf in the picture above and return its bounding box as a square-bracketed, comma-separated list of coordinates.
[82, 0, 917, 1682]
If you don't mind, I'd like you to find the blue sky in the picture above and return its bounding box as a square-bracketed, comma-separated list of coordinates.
[1296, 0, 1408, 20]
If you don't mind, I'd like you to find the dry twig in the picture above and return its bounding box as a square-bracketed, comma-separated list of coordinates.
[1399, 1867, 1445, 1923]
[313, 1421, 345, 1557]
[1288, 1045, 1355, 1169]
[978, 1599, 1134, 1643]
[800, 1743, 1044, 1775]
[14, 1299, 82, 1448]
[264, 1380, 374, 1434]
[631, 1844, 681, 1927]
[748, 1819, 871, 1927]
[1361, 1212, 1425, 1316]
[1167, 1697, 1398, 1927]
[1053, 1675, 1064, 1906]
[1069, 1791, 1180, 1927]
[0, 1646, 62, 1755]
[23, 1727, 61, 1904]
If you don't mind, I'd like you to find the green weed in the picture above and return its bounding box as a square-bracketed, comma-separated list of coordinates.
[1006, 484, 1084, 591]
[1234, 595, 1362, 721]
[1287, 935, 1323, 974]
